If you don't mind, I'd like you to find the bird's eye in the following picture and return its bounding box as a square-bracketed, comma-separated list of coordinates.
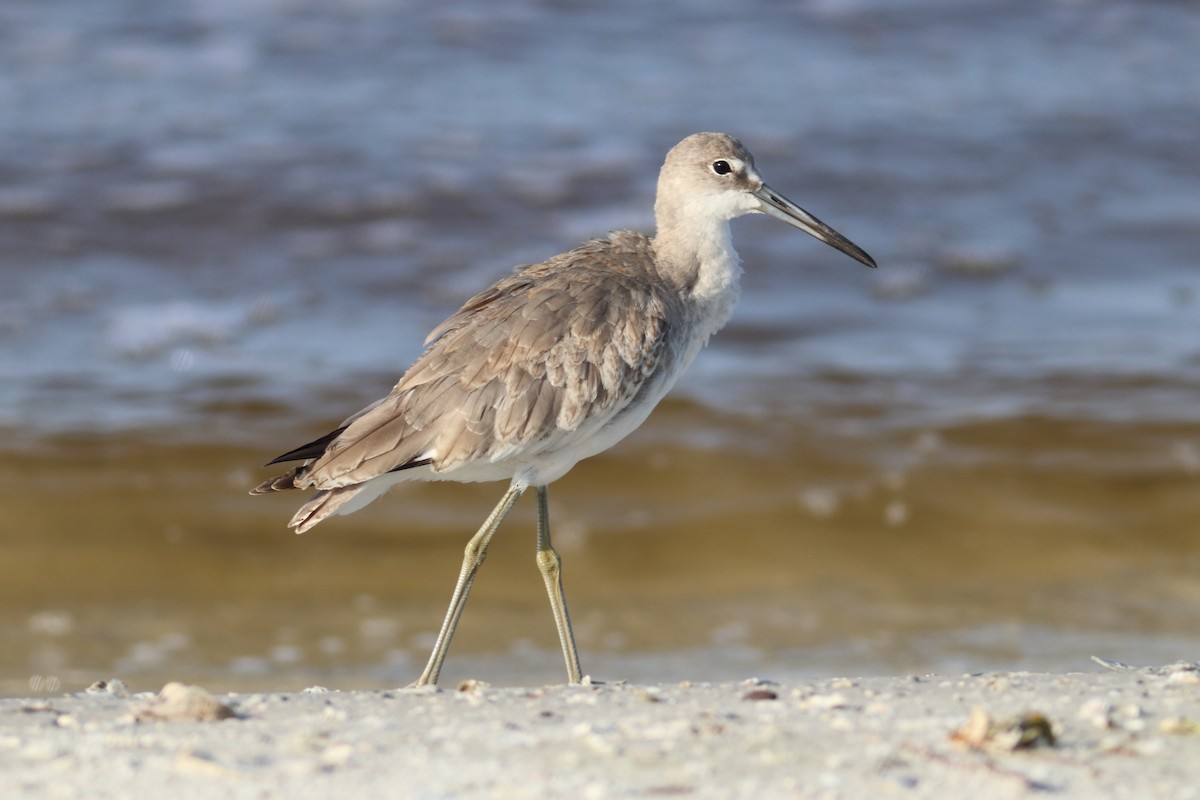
[710, 160, 732, 176]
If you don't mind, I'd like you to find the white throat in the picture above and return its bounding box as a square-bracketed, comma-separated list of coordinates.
[688, 217, 743, 336]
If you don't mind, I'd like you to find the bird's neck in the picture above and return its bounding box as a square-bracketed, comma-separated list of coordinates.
[652, 211, 743, 309]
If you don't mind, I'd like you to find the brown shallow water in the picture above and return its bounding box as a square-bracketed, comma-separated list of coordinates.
[4, 400, 1198, 696]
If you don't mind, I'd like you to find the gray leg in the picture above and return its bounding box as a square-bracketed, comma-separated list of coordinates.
[410, 483, 525, 687]
[535, 485, 583, 684]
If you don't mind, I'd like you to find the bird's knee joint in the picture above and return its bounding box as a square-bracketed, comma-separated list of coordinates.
[464, 541, 488, 567]
[536, 548, 562, 575]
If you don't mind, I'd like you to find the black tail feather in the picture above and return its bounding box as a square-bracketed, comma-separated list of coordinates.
[389, 457, 434, 473]
[265, 426, 348, 465]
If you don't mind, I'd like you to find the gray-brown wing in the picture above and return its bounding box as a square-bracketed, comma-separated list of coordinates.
[295, 235, 677, 490]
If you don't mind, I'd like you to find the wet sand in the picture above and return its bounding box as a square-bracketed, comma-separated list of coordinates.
[4, 410, 1199, 695]
[3, 662, 1198, 799]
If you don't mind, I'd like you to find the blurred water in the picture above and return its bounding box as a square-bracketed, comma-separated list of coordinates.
[1, 0, 1197, 440]
[1, 0, 1198, 692]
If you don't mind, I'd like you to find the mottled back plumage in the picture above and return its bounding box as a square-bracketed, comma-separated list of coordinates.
[252, 231, 688, 531]
[324, 236, 669, 472]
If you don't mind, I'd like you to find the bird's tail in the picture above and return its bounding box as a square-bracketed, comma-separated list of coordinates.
[250, 466, 367, 534]
[249, 467, 304, 495]
[286, 486, 369, 534]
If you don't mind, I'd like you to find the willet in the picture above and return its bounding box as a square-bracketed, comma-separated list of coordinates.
[252, 132, 876, 686]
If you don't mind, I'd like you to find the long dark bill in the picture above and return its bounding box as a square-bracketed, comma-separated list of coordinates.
[754, 184, 877, 268]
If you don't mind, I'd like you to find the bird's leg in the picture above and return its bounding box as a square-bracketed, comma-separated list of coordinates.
[409, 483, 525, 687]
[534, 485, 583, 684]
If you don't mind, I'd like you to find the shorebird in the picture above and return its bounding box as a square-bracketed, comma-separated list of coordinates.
[252, 132, 876, 686]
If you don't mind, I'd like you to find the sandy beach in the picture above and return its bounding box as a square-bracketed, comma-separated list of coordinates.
[3, 661, 1197, 799]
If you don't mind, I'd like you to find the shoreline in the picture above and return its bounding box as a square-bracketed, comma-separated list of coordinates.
[3, 662, 1197, 799]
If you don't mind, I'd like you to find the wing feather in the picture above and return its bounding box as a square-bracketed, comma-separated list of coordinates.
[276, 233, 679, 492]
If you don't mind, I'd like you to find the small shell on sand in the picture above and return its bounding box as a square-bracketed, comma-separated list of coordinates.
[133, 682, 237, 723]
[950, 707, 1056, 751]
